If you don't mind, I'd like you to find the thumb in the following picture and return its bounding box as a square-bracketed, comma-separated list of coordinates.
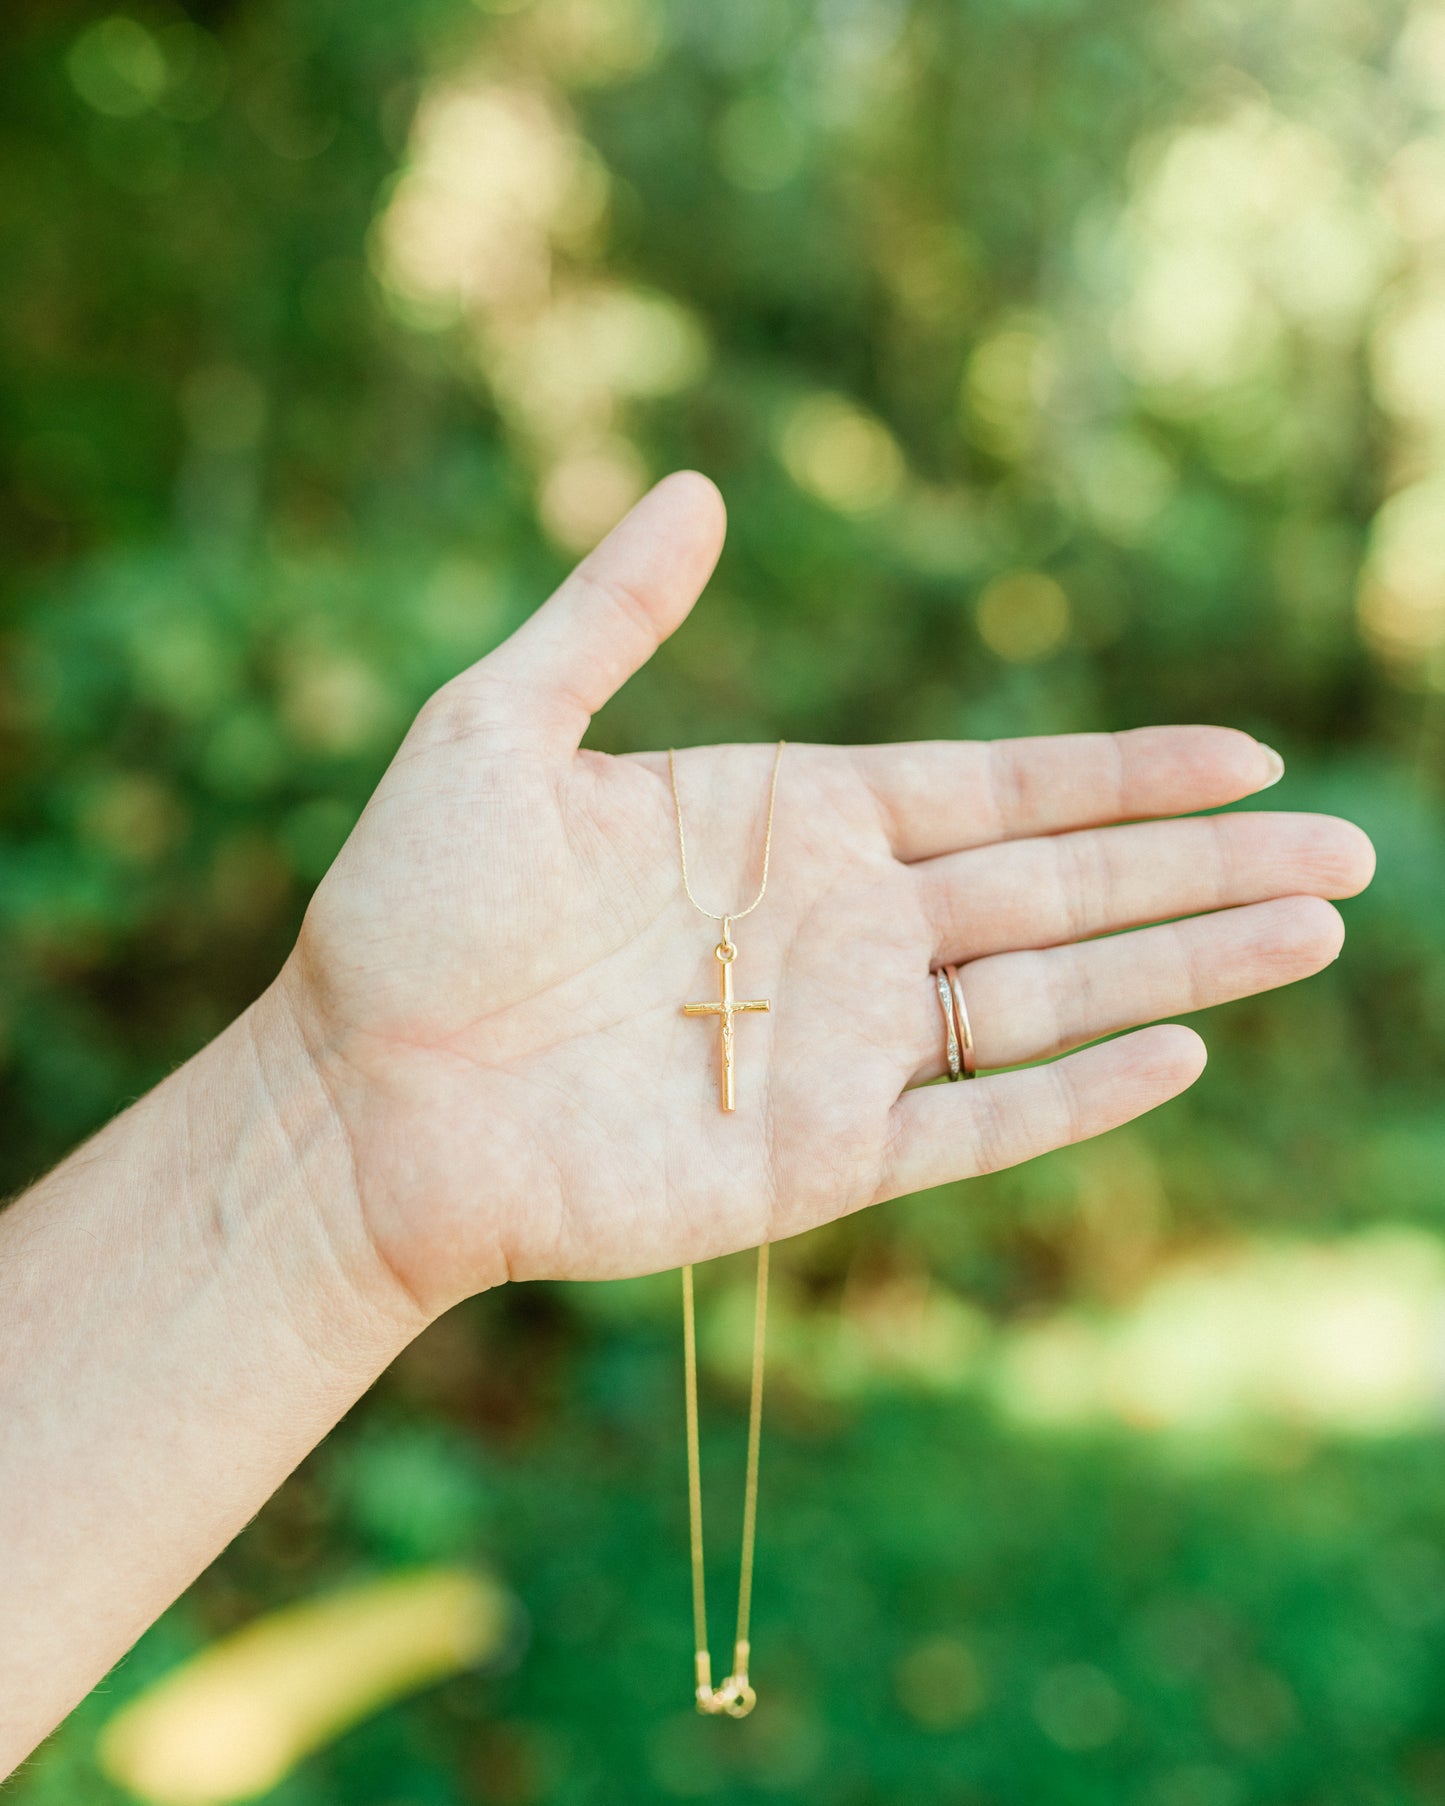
[478, 469, 727, 750]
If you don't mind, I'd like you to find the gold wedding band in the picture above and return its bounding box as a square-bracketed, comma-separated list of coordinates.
[944, 964, 977, 1078]
[934, 968, 961, 1080]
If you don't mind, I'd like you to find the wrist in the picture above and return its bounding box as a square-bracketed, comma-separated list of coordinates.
[268, 937, 518, 1312]
[0, 966, 431, 1750]
[190, 976, 435, 1365]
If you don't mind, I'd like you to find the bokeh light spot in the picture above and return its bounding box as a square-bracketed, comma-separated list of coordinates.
[528, 0, 664, 86]
[895, 1636, 985, 1730]
[375, 83, 582, 321]
[716, 93, 808, 191]
[1033, 1663, 1126, 1751]
[1370, 285, 1445, 424]
[964, 324, 1056, 458]
[1075, 432, 1177, 545]
[79, 774, 185, 864]
[1207, 1662, 1298, 1751]
[279, 651, 396, 756]
[538, 438, 649, 550]
[975, 570, 1071, 662]
[778, 393, 904, 515]
[1358, 476, 1445, 665]
[68, 17, 166, 118]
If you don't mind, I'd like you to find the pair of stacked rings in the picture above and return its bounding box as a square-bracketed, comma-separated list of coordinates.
[933, 965, 976, 1081]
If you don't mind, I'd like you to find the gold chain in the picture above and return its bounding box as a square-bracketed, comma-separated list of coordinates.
[668, 740, 785, 931]
[680, 1250, 768, 1717]
[668, 741, 783, 1719]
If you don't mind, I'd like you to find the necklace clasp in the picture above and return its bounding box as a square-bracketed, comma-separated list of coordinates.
[694, 1641, 755, 1717]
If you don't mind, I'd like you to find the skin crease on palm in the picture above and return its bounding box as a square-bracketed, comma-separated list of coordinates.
[280, 468, 1377, 1321]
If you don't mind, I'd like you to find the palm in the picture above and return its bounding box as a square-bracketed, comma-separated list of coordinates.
[286, 474, 1373, 1316]
[299, 737, 915, 1294]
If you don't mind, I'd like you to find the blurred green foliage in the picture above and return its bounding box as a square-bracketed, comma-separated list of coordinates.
[5, 0, 1445, 1798]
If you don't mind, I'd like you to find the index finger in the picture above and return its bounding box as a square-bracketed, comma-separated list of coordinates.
[851, 726, 1284, 862]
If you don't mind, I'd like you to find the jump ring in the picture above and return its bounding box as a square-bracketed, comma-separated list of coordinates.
[723, 1679, 757, 1718]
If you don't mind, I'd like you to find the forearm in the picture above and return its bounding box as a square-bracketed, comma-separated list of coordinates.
[0, 980, 428, 1771]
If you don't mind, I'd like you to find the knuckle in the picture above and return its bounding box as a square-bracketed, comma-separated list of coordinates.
[1047, 1061, 1085, 1145]
[413, 679, 473, 736]
[410, 678, 501, 750]
[574, 564, 657, 645]
[410, 665, 560, 753]
[986, 739, 1027, 837]
[1167, 918, 1210, 1009]
[1044, 945, 1092, 1054]
[1207, 813, 1241, 908]
[971, 1086, 1013, 1174]
[1105, 730, 1130, 817]
[1053, 832, 1108, 942]
[920, 865, 960, 959]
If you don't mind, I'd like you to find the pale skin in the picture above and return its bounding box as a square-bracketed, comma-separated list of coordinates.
[0, 470, 1375, 1768]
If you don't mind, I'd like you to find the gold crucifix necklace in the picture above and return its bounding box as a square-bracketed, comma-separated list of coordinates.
[668, 739, 785, 1719]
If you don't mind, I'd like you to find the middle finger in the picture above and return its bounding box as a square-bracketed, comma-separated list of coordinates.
[918, 810, 1373, 963]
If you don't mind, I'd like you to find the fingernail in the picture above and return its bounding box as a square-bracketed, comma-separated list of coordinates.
[1257, 743, 1285, 788]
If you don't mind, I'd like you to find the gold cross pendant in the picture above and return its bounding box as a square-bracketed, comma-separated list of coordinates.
[683, 938, 770, 1112]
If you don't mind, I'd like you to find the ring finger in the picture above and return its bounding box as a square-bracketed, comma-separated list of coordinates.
[906, 894, 1344, 1085]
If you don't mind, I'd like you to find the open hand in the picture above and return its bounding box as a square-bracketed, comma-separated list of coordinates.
[283, 472, 1374, 1319]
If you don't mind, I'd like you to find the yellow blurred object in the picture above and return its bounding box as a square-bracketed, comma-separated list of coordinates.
[539, 437, 650, 550]
[894, 1635, 985, 1730]
[1357, 476, 1445, 665]
[375, 81, 582, 320]
[777, 392, 904, 515]
[975, 570, 1071, 662]
[996, 1230, 1445, 1435]
[98, 1568, 513, 1806]
[962, 322, 1056, 459]
[78, 773, 187, 864]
